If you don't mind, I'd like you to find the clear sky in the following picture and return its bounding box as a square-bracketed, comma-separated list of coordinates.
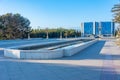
[0, 0, 118, 29]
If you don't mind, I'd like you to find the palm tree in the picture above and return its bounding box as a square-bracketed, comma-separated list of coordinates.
[112, 3, 120, 23]
[112, 2, 120, 44]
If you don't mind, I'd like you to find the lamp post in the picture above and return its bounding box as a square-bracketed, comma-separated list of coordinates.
[27, 27, 31, 40]
[46, 28, 49, 39]
[60, 27, 62, 39]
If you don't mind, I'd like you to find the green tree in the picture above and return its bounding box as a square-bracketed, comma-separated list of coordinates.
[30, 28, 81, 38]
[112, 2, 120, 45]
[0, 13, 31, 39]
[112, 3, 120, 23]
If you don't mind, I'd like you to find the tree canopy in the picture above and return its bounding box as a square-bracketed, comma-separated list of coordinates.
[112, 3, 120, 23]
[0, 13, 31, 39]
[30, 28, 81, 38]
[0, 13, 81, 40]
[112, 2, 120, 39]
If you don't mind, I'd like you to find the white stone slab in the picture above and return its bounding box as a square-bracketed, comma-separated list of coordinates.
[63, 40, 98, 56]
[4, 39, 98, 59]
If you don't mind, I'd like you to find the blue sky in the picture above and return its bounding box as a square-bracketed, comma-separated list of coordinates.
[0, 0, 118, 29]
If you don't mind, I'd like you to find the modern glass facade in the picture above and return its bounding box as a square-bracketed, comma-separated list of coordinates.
[101, 22, 112, 36]
[84, 22, 93, 36]
[81, 21, 115, 37]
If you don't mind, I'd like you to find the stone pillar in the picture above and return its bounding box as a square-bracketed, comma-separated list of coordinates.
[81, 22, 84, 37]
[93, 22, 96, 35]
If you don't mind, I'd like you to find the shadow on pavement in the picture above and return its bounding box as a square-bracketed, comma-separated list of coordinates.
[59, 40, 120, 60]
[0, 40, 120, 80]
[0, 61, 119, 80]
[0, 49, 4, 57]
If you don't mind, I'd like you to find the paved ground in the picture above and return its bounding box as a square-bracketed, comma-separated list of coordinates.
[0, 39, 120, 80]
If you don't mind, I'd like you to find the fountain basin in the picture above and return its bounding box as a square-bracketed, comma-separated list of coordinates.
[4, 49, 63, 59]
[4, 39, 98, 59]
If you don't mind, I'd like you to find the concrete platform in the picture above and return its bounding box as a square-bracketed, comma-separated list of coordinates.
[4, 40, 97, 59]
[0, 39, 120, 80]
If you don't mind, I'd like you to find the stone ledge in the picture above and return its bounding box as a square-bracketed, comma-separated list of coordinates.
[4, 40, 98, 59]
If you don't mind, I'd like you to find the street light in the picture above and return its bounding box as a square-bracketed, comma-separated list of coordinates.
[60, 27, 62, 39]
[46, 28, 49, 39]
[27, 27, 31, 40]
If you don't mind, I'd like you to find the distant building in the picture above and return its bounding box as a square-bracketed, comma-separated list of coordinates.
[81, 21, 115, 37]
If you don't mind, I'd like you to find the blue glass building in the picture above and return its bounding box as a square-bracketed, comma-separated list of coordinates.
[84, 22, 93, 35]
[81, 21, 115, 37]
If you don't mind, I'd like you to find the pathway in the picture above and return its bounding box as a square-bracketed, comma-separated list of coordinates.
[0, 39, 120, 80]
